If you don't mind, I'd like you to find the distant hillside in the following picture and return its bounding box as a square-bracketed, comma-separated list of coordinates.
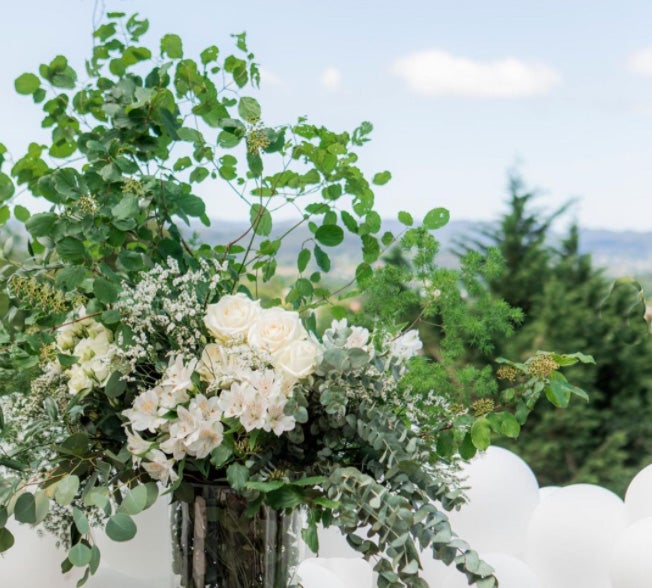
[3, 217, 651, 279]
[190, 219, 652, 278]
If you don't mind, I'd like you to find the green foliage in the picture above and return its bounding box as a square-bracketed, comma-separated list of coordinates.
[0, 11, 499, 587]
[459, 177, 652, 495]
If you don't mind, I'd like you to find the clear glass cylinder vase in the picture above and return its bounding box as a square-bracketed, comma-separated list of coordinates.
[170, 484, 306, 588]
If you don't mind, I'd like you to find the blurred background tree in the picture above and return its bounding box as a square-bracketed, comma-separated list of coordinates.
[382, 175, 652, 496]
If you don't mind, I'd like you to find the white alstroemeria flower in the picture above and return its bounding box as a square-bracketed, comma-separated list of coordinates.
[167, 405, 198, 441]
[159, 435, 188, 461]
[125, 429, 153, 463]
[238, 388, 269, 432]
[142, 450, 178, 486]
[160, 355, 197, 394]
[247, 307, 306, 354]
[157, 384, 190, 411]
[189, 394, 222, 422]
[204, 293, 262, 342]
[184, 421, 224, 459]
[264, 396, 296, 436]
[389, 330, 423, 361]
[122, 389, 167, 433]
[248, 369, 284, 398]
[219, 381, 251, 418]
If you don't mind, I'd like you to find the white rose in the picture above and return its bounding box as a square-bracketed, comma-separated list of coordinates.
[73, 331, 112, 362]
[273, 338, 322, 380]
[204, 293, 262, 341]
[248, 307, 307, 354]
[67, 364, 94, 396]
[56, 323, 80, 352]
[87, 356, 112, 384]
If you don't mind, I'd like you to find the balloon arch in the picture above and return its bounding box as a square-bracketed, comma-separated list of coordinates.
[3, 447, 652, 587]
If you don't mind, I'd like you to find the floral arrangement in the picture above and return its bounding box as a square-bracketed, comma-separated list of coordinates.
[0, 12, 592, 587]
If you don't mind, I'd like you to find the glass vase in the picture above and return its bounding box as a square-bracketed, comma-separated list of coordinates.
[170, 484, 306, 588]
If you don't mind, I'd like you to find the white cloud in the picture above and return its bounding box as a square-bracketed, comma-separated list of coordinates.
[627, 48, 652, 76]
[391, 50, 560, 98]
[320, 67, 342, 91]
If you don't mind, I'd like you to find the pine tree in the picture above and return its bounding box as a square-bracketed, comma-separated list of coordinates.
[463, 179, 652, 495]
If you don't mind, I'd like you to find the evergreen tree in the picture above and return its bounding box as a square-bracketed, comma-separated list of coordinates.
[463, 179, 652, 495]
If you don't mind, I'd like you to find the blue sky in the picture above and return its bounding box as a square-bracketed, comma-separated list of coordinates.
[1, 0, 651, 230]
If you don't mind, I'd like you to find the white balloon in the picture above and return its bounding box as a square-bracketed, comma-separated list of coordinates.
[94, 495, 172, 580]
[446, 447, 540, 556]
[538, 486, 561, 503]
[419, 551, 452, 586]
[317, 525, 365, 559]
[315, 558, 374, 587]
[609, 516, 652, 588]
[624, 463, 652, 523]
[297, 558, 349, 588]
[429, 551, 542, 588]
[484, 553, 541, 588]
[0, 521, 82, 587]
[526, 484, 626, 588]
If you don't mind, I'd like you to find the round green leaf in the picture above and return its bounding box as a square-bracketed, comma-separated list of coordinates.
[297, 248, 311, 272]
[13, 205, 30, 222]
[315, 224, 344, 247]
[0, 174, 15, 202]
[0, 528, 15, 553]
[470, 417, 492, 451]
[398, 211, 413, 226]
[238, 97, 261, 122]
[33, 491, 50, 524]
[68, 542, 92, 567]
[55, 475, 80, 506]
[105, 513, 137, 542]
[14, 492, 36, 524]
[119, 485, 149, 516]
[89, 544, 101, 574]
[15, 73, 40, 95]
[72, 507, 89, 535]
[160, 33, 183, 59]
[372, 170, 392, 186]
[423, 207, 450, 230]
